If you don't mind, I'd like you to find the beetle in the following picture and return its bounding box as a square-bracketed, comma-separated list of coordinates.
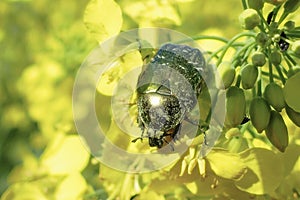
[132, 43, 207, 149]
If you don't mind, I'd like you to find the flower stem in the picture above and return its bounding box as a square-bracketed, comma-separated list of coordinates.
[191, 35, 229, 43]
[216, 32, 256, 66]
[268, 60, 274, 83]
[241, 0, 247, 10]
[284, 52, 297, 66]
[231, 41, 256, 65]
[175, 35, 229, 45]
[257, 74, 262, 97]
[274, 64, 286, 84]
[257, 10, 270, 32]
[235, 74, 241, 87]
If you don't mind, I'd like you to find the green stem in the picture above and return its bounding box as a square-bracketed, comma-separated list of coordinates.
[283, 52, 295, 69]
[241, 0, 247, 9]
[247, 125, 257, 138]
[175, 35, 229, 45]
[252, 85, 257, 98]
[261, 70, 282, 81]
[207, 43, 245, 62]
[280, 64, 289, 77]
[286, 30, 300, 34]
[277, 12, 289, 25]
[235, 74, 241, 87]
[231, 41, 256, 64]
[242, 41, 256, 60]
[240, 122, 249, 134]
[268, 60, 274, 83]
[271, 5, 282, 22]
[274, 64, 286, 84]
[191, 35, 229, 43]
[257, 10, 270, 32]
[283, 52, 297, 66]
[216, 32, 256, 66]
[257, 78, 262, 97]
[285, 33, 300, 38]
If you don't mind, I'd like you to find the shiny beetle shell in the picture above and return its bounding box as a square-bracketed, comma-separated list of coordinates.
[133, 43, 206, 148]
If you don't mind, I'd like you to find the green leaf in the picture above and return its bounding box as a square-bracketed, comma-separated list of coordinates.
[235, 148, 285, 194]
[206, 148, 247, 180]
[84, 0, 122, 43]
[41, 135, 90, 175]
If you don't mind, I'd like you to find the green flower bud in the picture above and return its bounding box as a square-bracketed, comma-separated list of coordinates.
[265, 110, 289, 152]
[292, 40, 300, 57]
[284, 20, 295, 30]
[256, 32, 268, 47]
[217, 62, 236, 89]
[269, 50, 282, 65]
[283, 0, 300, 14]
[264, 0, 286, 6]
[241, 64, 258, 89]
[248, 0, 264, 10]
[225, 86, 246, 127]
[263, 82, 286, 111]
[286, 105, 300, 127]
[251, 51, 266, 66]
[249, 97, 271, 133]
[272, 33, 281, 43]
[269, 22, 279, 33]
[239, 9, 260, 30]
[283, 71, 300, 112]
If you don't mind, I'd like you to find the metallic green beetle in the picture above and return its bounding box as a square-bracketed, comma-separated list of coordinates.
[132, 43, 207, 148]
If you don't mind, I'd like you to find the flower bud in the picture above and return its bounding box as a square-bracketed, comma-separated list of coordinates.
[264, 0, 286, 6]
[239, 9, 260, 30]
[248, 0, 264, 10]
[284, 20, 295, 30]
[269, 50, 282, 66]
[283, 0, 300, 14]
[241, 64, 258, 89]
[249, 97, 271, 133]
[251, 51, 266, 67]
[225, 86, 246, 127]
[217, 62, 236, 89]
[286, 105, 300, 127]
[256, 32, 268, 47]
[263, 83, 285, 111]
[265, 110, 288, 152]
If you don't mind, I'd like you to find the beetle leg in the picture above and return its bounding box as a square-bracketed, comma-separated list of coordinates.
[163, 138, 174, 151]
[132, 122, 146, 143]
[161, 135, 174, 151]
[172, 123, 182, 142]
